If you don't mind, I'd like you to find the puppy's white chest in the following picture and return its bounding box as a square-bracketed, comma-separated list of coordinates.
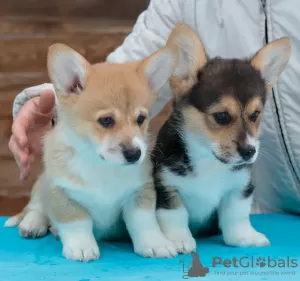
[64, 184, 126, 238]
[57, 155, 148, 238]
[163, 160, 249, 232]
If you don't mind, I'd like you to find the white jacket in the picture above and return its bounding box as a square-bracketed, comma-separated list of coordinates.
[12, 0, 300, 214]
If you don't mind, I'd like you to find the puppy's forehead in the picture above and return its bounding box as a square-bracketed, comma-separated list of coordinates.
[188, 58, 266, 111]
[83, 63, 151, 111]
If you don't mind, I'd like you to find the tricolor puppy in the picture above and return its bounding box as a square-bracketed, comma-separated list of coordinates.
[5, 43, 178, 261]
[152, 24, 291, 252]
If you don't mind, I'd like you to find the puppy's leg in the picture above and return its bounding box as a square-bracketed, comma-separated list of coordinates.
[123, 183, 177, 258]
[156, 186, 196, 254]
[48, 187, 99, 261]
[5, 173, 49, 238]
[219, 185, 270, 247]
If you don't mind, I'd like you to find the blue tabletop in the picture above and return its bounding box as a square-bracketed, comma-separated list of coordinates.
[0, 214, 299, 281]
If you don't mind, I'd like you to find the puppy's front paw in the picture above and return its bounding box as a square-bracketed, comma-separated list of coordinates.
[165, 230, 196, 254]
[134, 232, 177, 258]
[62, 235, 100, 262]
[19, 211, 49, 238]
[224, 227, 270, 247]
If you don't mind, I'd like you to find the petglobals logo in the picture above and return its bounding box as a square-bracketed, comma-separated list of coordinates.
[212, 256, 299, 269]
[179, 253, 299, 279]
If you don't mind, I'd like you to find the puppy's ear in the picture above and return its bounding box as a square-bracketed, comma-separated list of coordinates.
[47, 43, 91, 96]
[251, 37, 291, 93]
[166, 24, 207, 97]
[138, 47, 177, 94]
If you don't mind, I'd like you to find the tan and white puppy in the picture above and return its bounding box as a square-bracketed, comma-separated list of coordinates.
[5, 43, 178, 261]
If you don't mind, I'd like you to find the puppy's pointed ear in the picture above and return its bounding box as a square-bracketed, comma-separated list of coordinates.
[47, 43, 91, 96]
[166, 24, 207, 97]
[251, 37, 291, 93]
[138, 47, 177, 94]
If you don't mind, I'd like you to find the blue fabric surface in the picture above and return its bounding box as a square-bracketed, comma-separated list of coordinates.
[0, 214, 299, 281]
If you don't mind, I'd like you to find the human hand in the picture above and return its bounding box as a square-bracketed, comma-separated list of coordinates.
[9, 90, 55, 181]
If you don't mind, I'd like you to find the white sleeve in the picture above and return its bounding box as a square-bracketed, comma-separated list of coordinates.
[107, 0, 183, 63]
[12, 83, 56, 120]
[107, 0, 183, 117]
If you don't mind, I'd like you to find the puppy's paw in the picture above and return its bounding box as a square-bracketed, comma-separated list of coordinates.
[224, 227, 270, 247]
[4, 213, 23, 228]
[62, 235, 100, 262]
[18, 211, 49, 238]
[165, 230, 196, 254]
[134, 232, 177, 258]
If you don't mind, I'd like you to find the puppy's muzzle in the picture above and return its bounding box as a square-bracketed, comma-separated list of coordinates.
[122, 147, 141, 164]
[237, 144, 256, 161]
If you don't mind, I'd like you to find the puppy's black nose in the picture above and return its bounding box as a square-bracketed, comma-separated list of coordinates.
[123, 148, 141, 163]
[237, 145, 256, 161]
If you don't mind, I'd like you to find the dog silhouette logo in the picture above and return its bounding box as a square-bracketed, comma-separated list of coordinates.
[180, 252, 209, 278]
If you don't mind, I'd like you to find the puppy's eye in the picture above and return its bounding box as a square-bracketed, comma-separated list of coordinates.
[213, 112, 231, 125]
[98, 117, 115, 128]
[137, 115, 146, 126]
[250, 111, 260, 122]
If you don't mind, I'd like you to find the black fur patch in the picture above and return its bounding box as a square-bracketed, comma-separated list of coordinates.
[243, 182, 255, 198]
[151, 106, 193, 177]
[196, 209, 221, 237]
[155, 179, 180, 210]
[185, 58, 267, 112]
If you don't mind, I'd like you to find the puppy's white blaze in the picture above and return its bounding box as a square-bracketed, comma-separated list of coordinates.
[133, 136, 147, 163]
[247, 134, 260, 163]
[246, 134, 257, 147]
[97, 137, 125, 165]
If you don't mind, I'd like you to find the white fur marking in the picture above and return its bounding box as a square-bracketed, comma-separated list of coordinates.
[219, 190, 270, 247]
[247, 134, 260, 163]
[133, 136, 147, 163]
[18, 210, 48, 238]
[124, 208, 177, 258]
[157, 208, 196, 254]
[56, 220, 100, 262]
[4, 215, 22, 227]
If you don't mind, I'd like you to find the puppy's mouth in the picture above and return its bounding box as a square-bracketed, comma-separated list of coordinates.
[212, 152, 229, 164]
[212, 152, 253, 166]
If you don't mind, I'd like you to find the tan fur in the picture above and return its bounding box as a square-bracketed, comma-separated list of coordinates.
[166, 24, 207, 98]
[43, 58, 163, 224]
[134, 183, 157, 209]
[251, 37, 291, 93]
[43, 135, 86, 188]
[245, 98, 263, 138]
[56, 63, 155, 153]
[183, 96, 263, 159]
[47, 187, 89, 223]
[6, 41, 178, 260]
